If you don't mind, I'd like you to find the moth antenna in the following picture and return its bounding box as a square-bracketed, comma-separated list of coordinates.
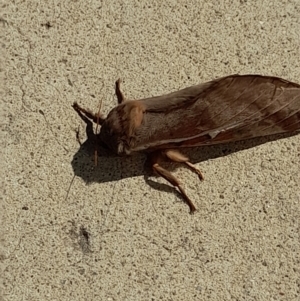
[94, 100, 103, 166]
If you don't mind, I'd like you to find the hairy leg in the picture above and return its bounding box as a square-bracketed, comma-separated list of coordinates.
[163, 149, 204, 181]
[149, 151, 197, 213]
[115, 79, 126, 104]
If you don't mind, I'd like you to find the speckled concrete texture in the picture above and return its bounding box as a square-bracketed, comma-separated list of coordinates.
[2, 1, 300, 300]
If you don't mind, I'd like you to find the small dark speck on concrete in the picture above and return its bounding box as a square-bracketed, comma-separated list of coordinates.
[41, 21, 52, 29]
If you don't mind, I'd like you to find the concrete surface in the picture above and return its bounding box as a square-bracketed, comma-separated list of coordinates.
[2, 0, 300, 300]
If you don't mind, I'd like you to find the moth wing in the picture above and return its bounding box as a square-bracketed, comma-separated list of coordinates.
[134, 75, 300, 150]
[191, 75, 300, 145]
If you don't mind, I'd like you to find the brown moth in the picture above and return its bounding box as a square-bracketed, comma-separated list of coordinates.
[73, 74, 300, 213]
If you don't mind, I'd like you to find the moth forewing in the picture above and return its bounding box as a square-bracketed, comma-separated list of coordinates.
[73, 74, 300, 213]
[132, 75, 300, 151]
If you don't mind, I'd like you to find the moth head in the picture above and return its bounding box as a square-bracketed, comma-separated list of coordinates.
[72, 101, 132, 156]
[98, 105, 131, 156]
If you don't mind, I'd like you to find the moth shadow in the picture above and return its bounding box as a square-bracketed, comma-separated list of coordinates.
[71, 119, 183, 198]
[71, 115, 298, 194]
[71, 112, 147, 184]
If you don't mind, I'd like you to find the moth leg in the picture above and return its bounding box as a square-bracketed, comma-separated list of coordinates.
[163, 149, 204, 181]
[150, 152, 196, 213]
[115, 78, 126, 104]
[72, 102, 103, 124]
[184, 162, 204, 181]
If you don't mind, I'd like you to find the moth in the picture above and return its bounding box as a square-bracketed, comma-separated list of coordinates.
[73, 74, 300, 213]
